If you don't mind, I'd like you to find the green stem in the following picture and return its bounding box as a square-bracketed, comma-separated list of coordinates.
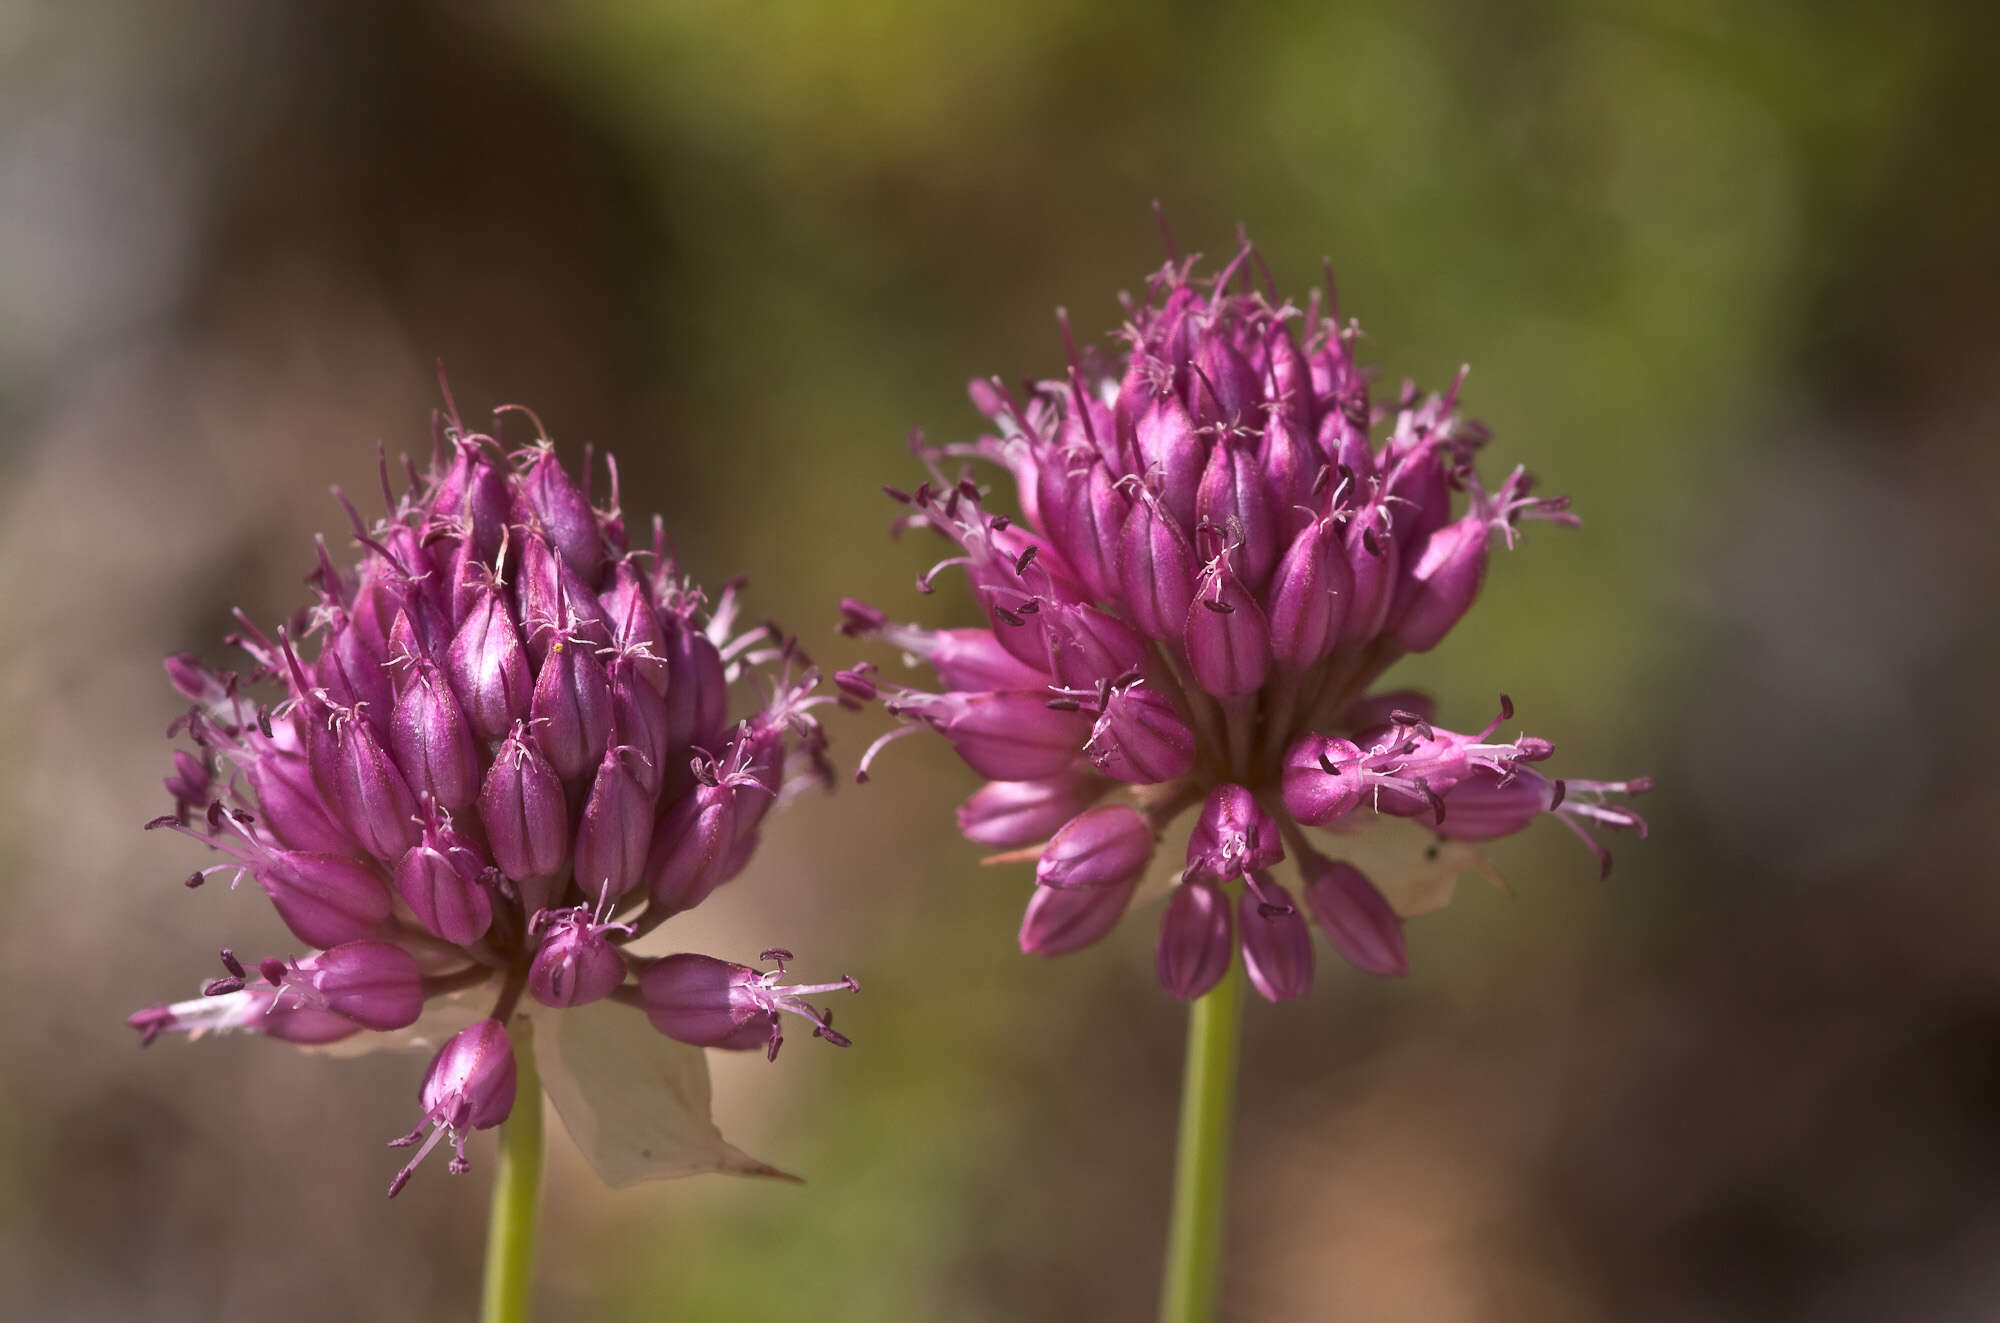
[480, 1016, 544, 1323]
[1159, 950, 1246, 1323]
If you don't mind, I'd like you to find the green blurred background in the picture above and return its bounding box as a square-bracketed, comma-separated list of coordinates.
[3, 0, 1996, 1318]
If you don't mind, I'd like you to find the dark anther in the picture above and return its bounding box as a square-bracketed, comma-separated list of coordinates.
[944, 488, 961, 518]
[1014, 546, 1038, 575]
[957, 479, 981, 504]
[1256, 901, 1295, 919]
[1045, 698, 1083, 712]
[1627, 776, 1657, 794]
[1417, 778, 1446, 825]
[1318, 752, 1345, 775]
[1498, 692, 1514, 721]
[1548, 779, 1568, 810]
[759, 947, 794, 966]
[988, 515, 1012, 532]
[258, 958, 288, 986]
[256, 707, 275, 739]
[220, 948, 246, 979]
[230, 808, 255, 825]
[205, 800, 227, 830]
[202, 976, 246, 997]
[144, 815, 178, 832]
[1014, 598, 1039, 616]
[183, 871, 204, 888]
[994, 606, 1026, 627]
[1361, 528, 1382, 557]
[1390, 709, 1421, 725]
[1201, 597, 1235, 614]
[912, 481, 935, 505]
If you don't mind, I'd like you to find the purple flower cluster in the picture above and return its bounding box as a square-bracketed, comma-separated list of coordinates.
[129, 405, 854, 1195]
[843, 243, 1651, 1003]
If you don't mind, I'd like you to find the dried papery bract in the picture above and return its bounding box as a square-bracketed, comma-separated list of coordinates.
[130, 403, 856, 1197]
[845, 236, 1651, 996]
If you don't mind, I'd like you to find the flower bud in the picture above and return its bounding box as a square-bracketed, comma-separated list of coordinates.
[573, 747, 655, 904]
[390, 662, 480, 810]
[257, 851, 392, 948]
[1281, 734, 1365, 826]
[515, 445, 606, 583]
[163, 750, 213, 820]
[1018, 878, 1138, 956]
[920, 628, 1050, 692]
[662, 617, 728, 756]
[447, 587, 533, 741]
[599, 560, 669, 692]
[248, 751, 357, 855]
[638, 952, 856, 1057]
[1085, 686, 1196, 785]
[1117, 490, 1198, 641]
[644, 784, 735, 913]
[429, 441, 511, 560]
[387, 1019, 517, 1196]
[528, 909, 626, 1008]
[476, 724, 568, 891]
[1383, 445, 1451, 557]
[309, 706, 418, 861]
[1390, 515, 1490, 653]
[1239, 880, 1314, 1002]
[906, 691, 1091, 782]
[1184, 565, 1271, 697]
[1186, 784, 1282, 881]
[301, 940, 425, 1030]
[1267, 518, 1354, 668]
[392, 826, 493, 946]
[1258, 411, 1319, 539]
[635, 953, 761, 1046]
[529, 635, 613, 782]
[608, 657, 670, 796]
[1264, 325, 1315, 436]
[517, 535, 612, 666]
[1156, 880, 1233, 1000]
[1039, 455, 1127, 602]
[956, 772, 1110, 848]
[1041, 602, 1148, 689]
[1432, 767, 1554, 842]
[1133, 393, 1202, 530]
[1339, 512, 1400, 645]
[1302, 856, 1407, 976]
[1197, 435, 1279, 592]
[1192, 332, 1259, 428]
[1035, 805, 1154, 889]
[314, 627, 394, 738]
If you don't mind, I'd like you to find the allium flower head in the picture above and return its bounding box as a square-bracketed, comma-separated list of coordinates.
[130, 400, 854, 1193]
[845, 236, 1651, 1001]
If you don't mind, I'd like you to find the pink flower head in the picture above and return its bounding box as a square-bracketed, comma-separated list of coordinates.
[129, 398, 856, 1194]
[846, 234, 1650, 1001]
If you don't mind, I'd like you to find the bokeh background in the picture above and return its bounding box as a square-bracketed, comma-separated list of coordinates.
[3, 1, 1996, 1318]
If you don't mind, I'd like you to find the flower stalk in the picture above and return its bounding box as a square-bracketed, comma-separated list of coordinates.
[480, 1016, 543, 1323]
[1160, 949, 1244, 1323]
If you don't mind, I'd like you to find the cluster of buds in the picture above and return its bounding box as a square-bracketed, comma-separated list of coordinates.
[128, 403, 856, 1195]
[844, 238, 1650, 1002]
